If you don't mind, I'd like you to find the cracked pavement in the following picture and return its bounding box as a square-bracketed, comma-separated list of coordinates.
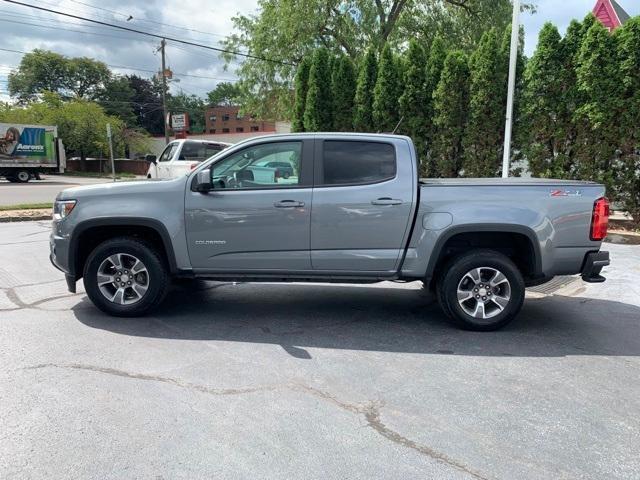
[1, 221, 640, 479]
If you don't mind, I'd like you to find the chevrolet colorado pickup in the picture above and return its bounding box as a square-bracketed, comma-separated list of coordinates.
[50, 133, 610, 330]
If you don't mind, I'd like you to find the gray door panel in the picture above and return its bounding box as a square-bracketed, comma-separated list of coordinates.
[185, 189, 312, 270]
[184, 138, 313, 271]
[310, 138, 416, 272]
[311, 182, 413, 271]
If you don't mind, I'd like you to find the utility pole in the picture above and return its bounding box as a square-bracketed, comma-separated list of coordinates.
[501, 0, 520, 178]
[158, 38, 170, 144]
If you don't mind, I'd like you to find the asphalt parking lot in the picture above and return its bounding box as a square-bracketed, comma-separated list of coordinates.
[1, 220, 639, 480]
[0, 176, 114, 206]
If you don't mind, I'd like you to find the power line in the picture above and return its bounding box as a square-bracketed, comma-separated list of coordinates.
[66, 0, 228, 39]
[0, 18, 155, 43]
[0, 47, 238, 82]
[2, 0, 293, 65]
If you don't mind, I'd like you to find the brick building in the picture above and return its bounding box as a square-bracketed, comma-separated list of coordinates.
[204, 106, 276, 135]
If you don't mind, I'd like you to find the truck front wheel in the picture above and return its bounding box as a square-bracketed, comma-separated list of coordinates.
[83, 237, 169, 317]
[436, 250, 525, 331]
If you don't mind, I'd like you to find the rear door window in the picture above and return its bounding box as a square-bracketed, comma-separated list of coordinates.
[319, 141, 396, 186]
[179, 141, 227, 162]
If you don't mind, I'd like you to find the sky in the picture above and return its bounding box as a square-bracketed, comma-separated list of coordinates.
[0, 0, 638, 103]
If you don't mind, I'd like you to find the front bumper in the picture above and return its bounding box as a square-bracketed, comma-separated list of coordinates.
[50, 223, 76, 292]
[581, 251, 610, 283]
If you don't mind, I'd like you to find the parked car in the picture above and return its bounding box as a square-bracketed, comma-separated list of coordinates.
[50, 133, 610, 330]
[146, 139, 231, 179]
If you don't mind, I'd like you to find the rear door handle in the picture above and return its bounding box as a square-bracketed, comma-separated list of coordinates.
[274, 200, 305, 208]
[371, 198, 403, 206]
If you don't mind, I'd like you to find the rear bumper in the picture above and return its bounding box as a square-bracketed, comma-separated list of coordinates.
[581, 251, 609, 283]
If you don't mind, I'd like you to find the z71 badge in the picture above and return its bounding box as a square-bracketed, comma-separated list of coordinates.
[550, 189, 582, 197]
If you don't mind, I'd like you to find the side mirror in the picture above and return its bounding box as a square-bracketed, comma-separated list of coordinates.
[194, 169, 212, 192]
[145, 154, 157, 164]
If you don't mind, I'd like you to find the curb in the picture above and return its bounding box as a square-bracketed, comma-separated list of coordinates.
[0, 214, 52, 223]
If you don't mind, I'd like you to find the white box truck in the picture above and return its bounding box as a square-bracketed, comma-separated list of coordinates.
[0, 123, 66, 182]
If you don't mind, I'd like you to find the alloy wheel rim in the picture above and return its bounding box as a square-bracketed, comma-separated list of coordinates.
[456, 267, 511, 320]
[97, 253, 149, 305]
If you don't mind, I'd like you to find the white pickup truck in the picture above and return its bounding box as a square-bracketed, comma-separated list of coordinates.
[145, 139, 231, 179]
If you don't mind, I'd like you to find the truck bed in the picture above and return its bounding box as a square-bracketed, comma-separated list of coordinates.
[420, 177, 598, 186]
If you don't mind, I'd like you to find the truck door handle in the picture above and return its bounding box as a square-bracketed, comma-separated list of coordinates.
[371, 198, 402, 206]
[274, 200, 305, 208]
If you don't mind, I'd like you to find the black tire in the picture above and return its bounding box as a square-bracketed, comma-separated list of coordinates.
[436, 249, 525, 331]
[83, 237, 169, 317]
[14, 170, 30, 183]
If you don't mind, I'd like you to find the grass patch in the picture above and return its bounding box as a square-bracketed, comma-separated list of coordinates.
[0, 202, 52, 211]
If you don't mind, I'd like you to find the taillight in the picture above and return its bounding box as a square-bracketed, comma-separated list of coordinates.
[590, 197, 609, 241]
[190, 163, 198, 170]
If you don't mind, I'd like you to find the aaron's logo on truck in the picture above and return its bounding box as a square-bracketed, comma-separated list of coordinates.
[0, 126, 49, 158]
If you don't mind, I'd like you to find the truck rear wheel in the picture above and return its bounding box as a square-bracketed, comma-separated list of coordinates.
[436, 250, 525, 331]
[15, 170, 31, 183]
[83, 237, 169, 317]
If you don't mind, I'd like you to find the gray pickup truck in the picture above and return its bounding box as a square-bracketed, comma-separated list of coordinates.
[50, 133, 610, 330]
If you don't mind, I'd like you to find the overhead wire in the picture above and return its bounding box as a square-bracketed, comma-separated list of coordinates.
[2, 0, 293, 65]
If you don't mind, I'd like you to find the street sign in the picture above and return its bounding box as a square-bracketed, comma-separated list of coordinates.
[171, 113, 189, 132]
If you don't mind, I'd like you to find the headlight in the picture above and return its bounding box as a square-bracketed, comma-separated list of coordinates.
[53, 200, 77, 220]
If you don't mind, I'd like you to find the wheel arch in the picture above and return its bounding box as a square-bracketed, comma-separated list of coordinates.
[70, 218, 178, 280]
[425, 224, 543, 288]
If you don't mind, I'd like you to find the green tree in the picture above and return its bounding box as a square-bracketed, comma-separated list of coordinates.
[354, 48, 378, 132]
[331, 55, 357, 131]
[401, 0, 536, 53]
[292, 56, 311, 132]
[574, 20, 621, 194]
[222, 0, 530, 119]
[424, 35, 448, 174]
[98, 76, 137, 127]
[8, 50, 71, 102]
[463, 28, 505, 177]
[432, 51, 470, 177]
[373, 43, 402, 132]
[206, 82, 242, 106]
[615, 17, 640, 222]
[520, 23, 565, 177]
[8, 50, 110, 102]
[303, 48, 332, 131]
[126, 75, 164, 135]
[68, 57, 111, 99]
[398, 40, 429, 174]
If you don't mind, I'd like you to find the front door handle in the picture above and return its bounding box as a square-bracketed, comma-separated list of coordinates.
[274, 200, 305, 208]
[371, 198, 403, 206]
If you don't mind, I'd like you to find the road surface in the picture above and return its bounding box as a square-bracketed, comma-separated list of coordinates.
[0, 175, 117, 206]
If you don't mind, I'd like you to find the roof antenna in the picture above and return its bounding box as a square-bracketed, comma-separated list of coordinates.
[392, 115, 404, 134]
